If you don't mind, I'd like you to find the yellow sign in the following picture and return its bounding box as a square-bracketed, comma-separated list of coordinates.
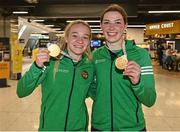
[10, 33, 23, 73]
[0, 62, 10, 79]
[32, 48, 39, 62]
[146, 20, 180, 35]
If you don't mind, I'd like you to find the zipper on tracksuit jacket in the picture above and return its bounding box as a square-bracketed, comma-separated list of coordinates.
[110, 61, 114, 131]
[41, 106, 46, 128]
[64, 63, 76, 131]
[109, 50, 117, 131]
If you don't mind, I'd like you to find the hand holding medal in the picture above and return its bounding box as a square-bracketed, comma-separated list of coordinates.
[114, 41, 140, 84]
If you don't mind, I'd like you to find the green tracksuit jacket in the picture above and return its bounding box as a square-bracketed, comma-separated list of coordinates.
[17, 55, 94, 131]
[90, 40, 156, 131]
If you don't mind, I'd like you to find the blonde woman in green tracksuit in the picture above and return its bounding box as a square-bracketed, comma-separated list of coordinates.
[90, 4, 157, 131]
[17, 20, 94, 131]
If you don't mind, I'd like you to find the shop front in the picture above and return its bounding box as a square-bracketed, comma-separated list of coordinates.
[145, 20, 180, 71]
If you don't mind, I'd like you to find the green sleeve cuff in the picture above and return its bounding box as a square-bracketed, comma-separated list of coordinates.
[29, 62, 44, 74]
[131, 77, 144, 89]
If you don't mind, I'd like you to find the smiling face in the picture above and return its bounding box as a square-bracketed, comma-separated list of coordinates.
[101, 11, 127, 45]
[65, 23, 91, 59]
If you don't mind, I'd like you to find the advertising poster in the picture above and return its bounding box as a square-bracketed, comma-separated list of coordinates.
[11, 33, 23, 73]
[0, 62, 10, 79]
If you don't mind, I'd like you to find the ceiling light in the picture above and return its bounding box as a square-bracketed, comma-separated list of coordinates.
[90, 25, 100, 28]
[85, 20, 100, 23]
[45, 24, 55, 27]
[53, 28, 61, 31]
[32, 19, 45, 22]
[67, 20, 100, 23]
[148, 10, 180, 13]
[13, 11, 28, 14]
[127, 25, 146, 28]
[91, 29, 102, 31]
[25, 0, 38, 4]
[91, 31, 103, 33]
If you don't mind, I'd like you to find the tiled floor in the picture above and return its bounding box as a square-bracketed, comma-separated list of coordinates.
[0, 58, 180, 131]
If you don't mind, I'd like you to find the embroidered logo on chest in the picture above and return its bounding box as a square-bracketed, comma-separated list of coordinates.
[81, 70, 88, 79]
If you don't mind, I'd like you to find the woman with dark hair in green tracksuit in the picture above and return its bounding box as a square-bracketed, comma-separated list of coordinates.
[89, 4, 157, 131]
[17, 20, 94, 131]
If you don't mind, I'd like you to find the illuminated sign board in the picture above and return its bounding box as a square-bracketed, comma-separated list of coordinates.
[146, 20, 180, 35]
[148, 23, 174, 30]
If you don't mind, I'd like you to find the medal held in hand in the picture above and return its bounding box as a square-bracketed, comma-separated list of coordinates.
[115, 41, 128, 70]
[115, 55, 128, 70]
[47, 44, 61, 57]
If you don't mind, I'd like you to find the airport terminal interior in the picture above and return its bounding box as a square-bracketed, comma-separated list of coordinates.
[0, 0, 180, 131]
[0, 58, 180, 131]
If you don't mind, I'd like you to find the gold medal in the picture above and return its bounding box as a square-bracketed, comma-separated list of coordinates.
[115, 55, 128, 70]
[48, 44, 61, 57]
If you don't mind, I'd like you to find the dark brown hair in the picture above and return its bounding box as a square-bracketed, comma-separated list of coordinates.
[100, 4, 128, 24]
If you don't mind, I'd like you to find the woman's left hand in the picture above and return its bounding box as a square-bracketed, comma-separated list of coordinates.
[123, 61, 141, 85]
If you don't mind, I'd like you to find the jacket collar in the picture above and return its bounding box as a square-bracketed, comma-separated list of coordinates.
[102, 40, 135, 59]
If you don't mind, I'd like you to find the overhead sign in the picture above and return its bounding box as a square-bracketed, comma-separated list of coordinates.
[145, 20, 180, 35]
[39, 39, 49, 48]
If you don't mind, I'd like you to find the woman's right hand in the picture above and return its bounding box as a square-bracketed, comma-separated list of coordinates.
[35, 48, 50, 68]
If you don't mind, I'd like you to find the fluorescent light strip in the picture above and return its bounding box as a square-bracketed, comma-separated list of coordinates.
[67, 20, 100, 23]
[148, 10, 180, 13]
[85, 20, 100, 23]
[127, 25, 146, 28]
[13, 11, 28, 14]
[58, 31, 64, 34]
[32, 19, 45, 22]
[53, 28, 61, 30]
[91, 29, 102, 31]
[45, 24, 54, 27]
[54, 30, 103, 34]
[90, 25, 101, 28]
[91, 30, 103, 33]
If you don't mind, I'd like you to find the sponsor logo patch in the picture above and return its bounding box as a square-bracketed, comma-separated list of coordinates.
[95, 59, 106, 64]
